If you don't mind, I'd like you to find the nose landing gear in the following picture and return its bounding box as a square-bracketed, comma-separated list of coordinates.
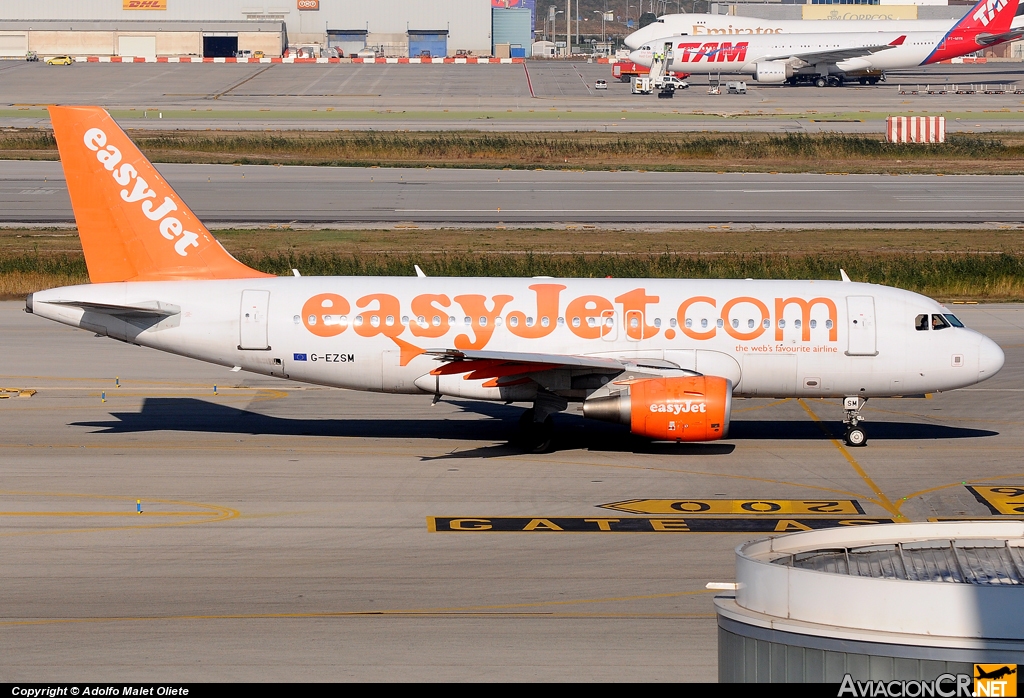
[843, 396, 868, 447]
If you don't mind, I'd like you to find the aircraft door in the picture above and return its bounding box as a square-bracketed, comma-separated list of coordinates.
[239, 289, 270, 350]
[846, 296, 877, 356]
[601, 309, 618, 341]
[625, 309, 643, 342]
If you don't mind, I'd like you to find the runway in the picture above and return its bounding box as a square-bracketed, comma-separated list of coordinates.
[3, 61, 1024, 132]
[3, 159, 1024, 225]
[2, 300, 1022, 680]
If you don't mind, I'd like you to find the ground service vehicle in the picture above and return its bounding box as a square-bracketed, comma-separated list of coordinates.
[612, 60, 688, 83]
[31, 106, 1005, 453]
[46, 55, 72, 65]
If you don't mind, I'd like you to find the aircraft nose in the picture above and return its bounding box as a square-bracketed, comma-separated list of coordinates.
[629, 49, 648, 66]
[979, 335, 1005, 380]
[624, 35, 641, 50]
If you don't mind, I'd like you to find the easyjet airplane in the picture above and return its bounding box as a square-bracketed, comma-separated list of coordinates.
[624, 2, 1024, 48]
[28, 106, 1004, 451]
[629, 0, 1022, 86]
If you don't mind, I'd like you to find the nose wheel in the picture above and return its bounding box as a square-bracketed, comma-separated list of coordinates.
[843, 396, 868, 447]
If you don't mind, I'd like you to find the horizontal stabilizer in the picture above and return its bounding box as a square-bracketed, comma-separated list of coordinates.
[43, 299, 181, 318]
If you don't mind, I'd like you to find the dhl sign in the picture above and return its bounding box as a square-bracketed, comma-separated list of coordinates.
[675, 42, 749, 63]
[123, 0, 166, 9]
[301, 285, 839, 358]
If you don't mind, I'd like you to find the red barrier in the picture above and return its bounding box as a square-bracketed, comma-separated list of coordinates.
[886, 116, 946, 143]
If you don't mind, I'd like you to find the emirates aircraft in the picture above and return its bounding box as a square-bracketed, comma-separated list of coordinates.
[624, 2, 1024, 49]
[28, 106, 1004, 451]
[629, 0, 1022, 86]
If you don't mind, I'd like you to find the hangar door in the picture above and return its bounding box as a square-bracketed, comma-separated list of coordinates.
[203, 33, 238, 58]
[327, 30, 367, 58]
[407, 30, 447, 58]
[118, 35, 156, 59]
[0, 33, 28, 58]
[492, 8, 532, 57]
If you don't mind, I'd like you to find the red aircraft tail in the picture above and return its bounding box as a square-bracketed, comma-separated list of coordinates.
[925, 0, 1021, 63]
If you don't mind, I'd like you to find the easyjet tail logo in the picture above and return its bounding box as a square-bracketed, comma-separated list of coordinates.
[676, 42, 749, 63]
[973, 0, 1008, 26]
[83, 127, 199, 257]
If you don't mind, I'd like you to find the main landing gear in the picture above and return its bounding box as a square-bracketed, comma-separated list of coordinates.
[518, 409, 555, 454]
[516, 390, 568, 454]
[843, 396, 867, 447]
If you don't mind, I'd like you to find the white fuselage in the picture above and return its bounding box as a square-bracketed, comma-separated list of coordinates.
[631, 30, 955, 76]
[28, 277, 1004, 401]
[624, 12, 1001, 49]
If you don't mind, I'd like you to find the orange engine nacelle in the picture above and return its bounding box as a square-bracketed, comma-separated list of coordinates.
[582, 375, 732, 442]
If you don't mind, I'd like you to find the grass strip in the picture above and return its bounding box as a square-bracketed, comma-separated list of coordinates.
[5, 250, 1024, 301]
[6, 130, 1024, 173]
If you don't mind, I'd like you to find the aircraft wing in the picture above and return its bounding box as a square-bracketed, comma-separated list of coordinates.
[43, 300, 181, 318]
[764, 37, 905, 67]
[424, 348, 628, 376]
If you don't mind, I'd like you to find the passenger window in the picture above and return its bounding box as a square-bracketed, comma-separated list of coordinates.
[944, 314, 965, 328]
[915, 314, 929, 331]
[932, 314, 951, 330]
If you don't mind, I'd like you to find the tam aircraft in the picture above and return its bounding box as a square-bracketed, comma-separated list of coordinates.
[629, 0, 1022, 86]
[28, 106, 1004, 451]
[624, 2, 1024, 49]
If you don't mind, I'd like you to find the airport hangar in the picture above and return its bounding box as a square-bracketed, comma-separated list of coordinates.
[0, 0, 536, 59]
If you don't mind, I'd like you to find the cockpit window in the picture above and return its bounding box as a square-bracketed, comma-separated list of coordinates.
[943, 314, 965, 328]
[931, 314, 951, 330]
[915, 314, 929, 331]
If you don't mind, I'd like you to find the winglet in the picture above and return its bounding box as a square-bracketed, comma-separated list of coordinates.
[889, 35, 906, 46]
[840, 269, 852, 283]
[414, 264, 427, 278]
[48, 105, 271, 283]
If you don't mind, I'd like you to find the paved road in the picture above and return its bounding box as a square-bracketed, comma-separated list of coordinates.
[3, 159, 1023, 225]
[3, 61, 1024, 132]
[2, 301, 1021, 680]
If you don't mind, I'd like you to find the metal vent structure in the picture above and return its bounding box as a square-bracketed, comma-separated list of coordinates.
[773, 540, 1024, 585]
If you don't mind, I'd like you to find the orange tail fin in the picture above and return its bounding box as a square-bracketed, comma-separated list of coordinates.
[48, 106, 271, 283]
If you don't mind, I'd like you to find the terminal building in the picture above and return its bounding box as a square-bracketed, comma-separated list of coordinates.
[0, 0, 535, 59]
[715, 521, 1024, 682]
